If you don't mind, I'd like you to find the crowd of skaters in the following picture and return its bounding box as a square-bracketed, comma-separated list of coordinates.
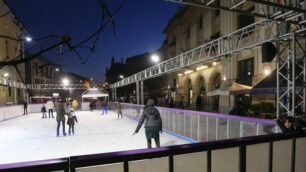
[21, 97, 163, 148]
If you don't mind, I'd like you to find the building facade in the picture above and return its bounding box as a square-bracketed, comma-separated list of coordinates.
[0, 0, 27, 105]
[25, 55, 63, 99]
[163, 3, 276, 113]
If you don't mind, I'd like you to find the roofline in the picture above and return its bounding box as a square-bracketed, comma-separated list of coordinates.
[2, 0, 29, 33]
[163, 6, 189, 34]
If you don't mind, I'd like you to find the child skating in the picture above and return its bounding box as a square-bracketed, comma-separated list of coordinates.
[41, 105, 47, 119]
[67, 109, 78, 135]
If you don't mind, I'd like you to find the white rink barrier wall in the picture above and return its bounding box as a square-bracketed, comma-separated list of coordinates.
[0, 105, 23, 121]
[0, 102, 102, 122]
[114, 103, 278, 143]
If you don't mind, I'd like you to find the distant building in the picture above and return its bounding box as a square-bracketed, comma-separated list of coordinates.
[24, 54, 63, 99]
[0, 0, 27, 105]
[105, 57, 127, 84]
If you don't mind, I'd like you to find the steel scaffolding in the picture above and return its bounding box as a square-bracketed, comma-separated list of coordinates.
[110, 0, 306, 116]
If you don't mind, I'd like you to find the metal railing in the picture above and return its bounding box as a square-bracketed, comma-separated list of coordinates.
[1, 132, 305, 172]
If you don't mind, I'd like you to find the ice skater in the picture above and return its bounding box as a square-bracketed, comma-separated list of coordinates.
[47, 100, 54, 118]
[117, 101, 123, 118]
[56, 101, 67, 137]
[133, 99, 163, 148]
[67, 109, 78, 135]
[72, 99, 78, 111]
[41, 104, 47, 118]
[23, 100, 28, 115]
[101, 101, 108, 115]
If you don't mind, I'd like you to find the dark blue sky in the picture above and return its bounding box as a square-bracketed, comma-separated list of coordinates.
[7, 0, 180, 82]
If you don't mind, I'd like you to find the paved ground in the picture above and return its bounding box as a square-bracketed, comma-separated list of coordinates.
[0, 110, 188, 165]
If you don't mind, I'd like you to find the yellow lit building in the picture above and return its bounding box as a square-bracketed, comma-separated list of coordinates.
[163, 3, 277, 113]
[0, 0, 27, 105]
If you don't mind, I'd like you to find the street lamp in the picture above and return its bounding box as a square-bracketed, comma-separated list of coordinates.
[55, 68, 59, 72]
[25, 36, 32, 42]
[62, 78, 69, 85]
[151, 54, 160, 63]
[119, 75, 124, 79]
[3, 72, 9, 77]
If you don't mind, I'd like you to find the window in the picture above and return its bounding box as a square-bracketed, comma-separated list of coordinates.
[238, 6, 255, 29]
[169, 35, 176, 47]
[17, 88, 20, 97]
[186, 27, 191, 39]
[35, 67, 38, 75]
[210, 32, 220, 40]
[238, 58, 254, 85]
[8, 87, 11, 97]
[5, 40, 9, 59]
[214, 0, 220, 17]
[41, 68, 44, 77]
[198, 16, 203, 30]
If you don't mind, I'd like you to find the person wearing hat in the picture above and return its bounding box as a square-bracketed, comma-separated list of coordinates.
[133, 99, 163, 148]
[67, 109, 78, 135]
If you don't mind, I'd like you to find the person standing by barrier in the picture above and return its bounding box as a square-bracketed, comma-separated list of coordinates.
[47, 100, 54, 118]
[72, 99, 78, 111]
[23, 100, 28, 115]
[56, 101, 67, 137]
[133, 99, 163, 148]
[117, 100, 123, 118]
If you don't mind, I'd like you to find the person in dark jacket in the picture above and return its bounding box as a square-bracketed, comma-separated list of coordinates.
[67, 109, 78, 135]
[41, 105, 47, 119]
[56, 101, 67, 137]
[23, 101, 28, 115]
[277, 116, 306, 133]
[133, 99, 163, 148]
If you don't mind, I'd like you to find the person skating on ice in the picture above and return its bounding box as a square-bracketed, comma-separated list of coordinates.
[47, 100, 54, 118]
[41, 104, 47, 119]
[117, 100, 123, 118]
[56, 101, 67, 137]
[67, 109, 78, 135]
[101, 101, 108, 115]
[133, 99, 163, 148]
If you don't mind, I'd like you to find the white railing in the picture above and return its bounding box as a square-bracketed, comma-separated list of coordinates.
[118, 103, 278, 142]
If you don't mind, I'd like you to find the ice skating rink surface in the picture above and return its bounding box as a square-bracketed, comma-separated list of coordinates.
[0, 110, 188, 165]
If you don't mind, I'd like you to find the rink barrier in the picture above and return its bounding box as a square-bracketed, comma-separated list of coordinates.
[122, 112, 198, 143]
[0, 102, 98, 122]
[0, 158, 69, 172]
[68, 132, 306, 172]
[0, 105, 23, 122]
[116, 103, 278, 143]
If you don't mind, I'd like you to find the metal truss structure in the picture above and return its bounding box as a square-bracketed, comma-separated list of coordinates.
[112, 19, 295, 88]
[0, 78, 104, 90]
[110, 0, 306, 116]
[167, 0, 306, 26]
[276, 34, 306, 117]
[1, 0, 305, 116]
[29, 84, 104, 90]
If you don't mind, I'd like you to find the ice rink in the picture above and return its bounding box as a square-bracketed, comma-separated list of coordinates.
[0, 110, 188, 165]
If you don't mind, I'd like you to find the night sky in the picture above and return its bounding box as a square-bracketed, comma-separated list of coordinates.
[6, 0, 180, 82]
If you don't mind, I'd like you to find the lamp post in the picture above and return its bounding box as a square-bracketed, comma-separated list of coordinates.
[151, 54, 160, 63]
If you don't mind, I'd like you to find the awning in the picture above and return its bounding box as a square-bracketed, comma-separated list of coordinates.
[81, 88, 108, 98]
[207, 82, 252, 96]
[251, 70, 304, 94]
